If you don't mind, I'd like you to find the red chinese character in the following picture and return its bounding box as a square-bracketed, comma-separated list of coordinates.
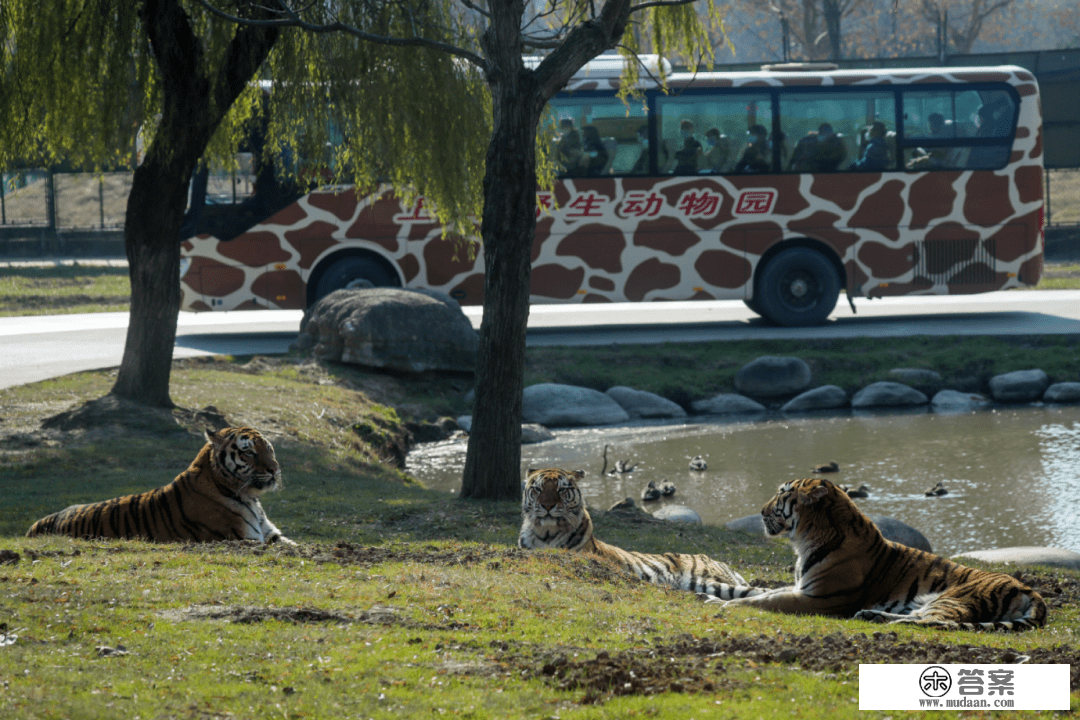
[394, 197, 433, 222]
[734, 190, 776, 214]
[565, 192, 609, 218]
[536, 192, 554, 218]
[677, 190, 722, 218]
[620, 191, 665, 218]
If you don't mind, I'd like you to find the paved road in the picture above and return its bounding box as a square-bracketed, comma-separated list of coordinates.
[2, 290, 1080, 390]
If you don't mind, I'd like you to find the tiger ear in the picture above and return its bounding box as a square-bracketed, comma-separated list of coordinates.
[797, 484, 830, 505]
[527, 468, 538, 476]
[204, 428, 216, 445]
[572, 470, 585, 480]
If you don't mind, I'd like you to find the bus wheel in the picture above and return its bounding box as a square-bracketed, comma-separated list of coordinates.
[313, 255, 399, 303]
[755, 248, 839, 327]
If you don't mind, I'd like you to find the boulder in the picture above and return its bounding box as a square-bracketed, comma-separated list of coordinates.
[780, 385, 848, 413]
[651, 505, 702, 524]
[690, 394, 767, 415]
[952, 546, 1080, 571]
[725, 514, 764, 534]
[887, 368, 943, 397]
[930, 389, 992, 412]
[851, 381, 928, 409]
[988, 368, 1050, 403]
[453, 416, 555, 444]
[1043, 382, 1080, 404]
[734, 356, 813, 398]
[298, 288, 478, 373]
[522, 383, 630, 427]
[867, 515, 933, 553]
[605, 386, 687, 419]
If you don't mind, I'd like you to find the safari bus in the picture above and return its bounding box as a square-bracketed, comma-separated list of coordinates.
[178, 58, 1044, 326]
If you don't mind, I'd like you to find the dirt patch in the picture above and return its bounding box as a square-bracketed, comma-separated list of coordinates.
[160, 604, 392, 625]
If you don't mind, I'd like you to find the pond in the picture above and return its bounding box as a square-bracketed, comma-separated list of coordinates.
[406, 405, 1080, 558]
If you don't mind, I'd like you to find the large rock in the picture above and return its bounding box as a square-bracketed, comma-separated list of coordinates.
[651, 505, 702, 524]
[690, 394, 767, 415]
[952, 546, 1080, 571]
[780, 385, 848, 413]
[523, 383, 630, 427]
[988, 368, 1050, 403]
[735, 356, 812, 398]
[453, 417, 555, 444]
[1043, 382, 1080, 404]
[298, 288, 478, 373]
[888, 368, 943, 397]
[605, 386, 687, 419]
[851, 381, 928, 408]
[931, 389, 992, 412]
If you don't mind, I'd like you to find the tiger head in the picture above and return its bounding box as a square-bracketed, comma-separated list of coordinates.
[518, 467, 592, 550]
[760, 477, 853, 539]
[206, 426, 282, 495]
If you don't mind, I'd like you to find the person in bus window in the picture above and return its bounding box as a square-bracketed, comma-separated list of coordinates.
[580, 125, 609, 176]
[673, 119, 703, 175]
[811, 123, 845, 171]
[557, 117, 583, 174]
[788, 129, 819, 171]
[849, 121, 889, 171]
[906, 112, 950, 169]
[966, 102, 1011, 169]
[734, 124, 770, 173]
[700, 128, 730, 173]
[630, 124, 650, 174]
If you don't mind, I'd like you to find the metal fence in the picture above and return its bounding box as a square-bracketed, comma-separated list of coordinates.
[4, 166, 1080, 230]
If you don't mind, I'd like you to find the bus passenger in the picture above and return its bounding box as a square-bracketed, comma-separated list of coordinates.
[734, 124, 770, 173]
[580, 125, 609, 175]
[849, 121, 889, 171]
[673, 119, 703, 175]
[557, 118, 583, 173]
[700, 128, 730, 173]
[789, 130, 819, 171]
[907, 112, 949, 169]
[812, 123, 845, 171]
[630, 124, 650, 174]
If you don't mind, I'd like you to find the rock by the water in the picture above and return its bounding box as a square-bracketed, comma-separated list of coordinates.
[867, 515, 933, 553]
[780, 385, 848, 412]
[952, 546, 1080, 571]
[1044, 382, 1080, 404]
[691, 394, 767, 415]
[725, 514, 764, 534]
[734, 356, 812, 398]
[452, 416, 554, 444]
[523, 383, 630, 427]
[298, 288, 478, 373]
[988, 368, 1050, 403]
[605, 386, 687, 419]
[851, 381, 928, 408]
[930, 389, 992, 412]
[888, 368, 943, 397]
[651, 505, 702, 524]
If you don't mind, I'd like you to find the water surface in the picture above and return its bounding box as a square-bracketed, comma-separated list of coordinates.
[407, 406, 1080, 557]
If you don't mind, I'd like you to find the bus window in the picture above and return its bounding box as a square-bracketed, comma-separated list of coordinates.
[902, 88, 1016, 170]
[655, 93, 772, 174]
[778, 91, 897, 172]
[548, 95, 648, 177]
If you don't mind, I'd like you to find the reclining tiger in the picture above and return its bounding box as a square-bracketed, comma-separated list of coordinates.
[703, 478, 1046, 632]
[27, 426, 294, 545]
[518, 467, 756, 599]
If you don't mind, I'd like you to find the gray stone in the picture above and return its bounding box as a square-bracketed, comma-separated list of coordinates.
[930, 389, 992, 412]
[726, 513, 764, 534]
[691, 394, 767, 415]
[734, 356, 813, 398]
[952, 546, 1080, 571]
[780, 385, 848, 412]
[851, 381, 928, 408]
[651, 505, 702, 524]
[299, 288, 478, 373]
[605, 386, 687, 419]
[522, 383, 630, 427]
[888, 368, 943, 396]
[452, 416, 554, 444]
[867, 515, 933, 553]
[1043, 382, 1080, 404]
[988, 368, 1050, 403]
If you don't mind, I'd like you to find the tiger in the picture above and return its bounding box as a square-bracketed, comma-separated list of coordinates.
[26, 426, 295, 545]
[703, 478, 1046, 632]
[518, 467, 758, 599]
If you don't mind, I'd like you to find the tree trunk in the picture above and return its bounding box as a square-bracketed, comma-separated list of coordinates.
[110, 0, 277, 407]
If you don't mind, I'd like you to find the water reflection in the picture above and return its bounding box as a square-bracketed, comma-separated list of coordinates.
[407, 406, 1080, 557]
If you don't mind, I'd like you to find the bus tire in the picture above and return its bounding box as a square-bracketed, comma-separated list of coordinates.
[313, 255, 399, 304]
[755, 248, 839, 327]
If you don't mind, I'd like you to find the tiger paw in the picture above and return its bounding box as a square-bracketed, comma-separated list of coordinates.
[699, 594, 730, 606]
[853, 609, 887, 623]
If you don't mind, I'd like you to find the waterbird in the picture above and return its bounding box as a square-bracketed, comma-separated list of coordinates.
[689, 455, 707, 471]
[925, 481, 948, 497]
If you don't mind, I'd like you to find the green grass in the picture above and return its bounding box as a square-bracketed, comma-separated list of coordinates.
[1, 359, 1078, 717]
[0, 263, 130, 316]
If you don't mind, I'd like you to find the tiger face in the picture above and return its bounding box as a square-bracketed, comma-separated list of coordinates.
[761, 478, 832, 538]
[207, 426, 282, 494]
[519, 468, 591, 550]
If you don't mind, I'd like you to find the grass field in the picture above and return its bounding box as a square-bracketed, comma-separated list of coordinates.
[0, 358, 1078, 718]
